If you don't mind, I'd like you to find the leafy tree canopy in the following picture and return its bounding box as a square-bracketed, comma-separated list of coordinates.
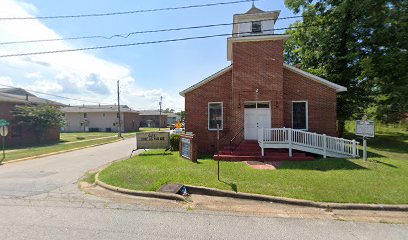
[284, 0, 407, 134]
[13, 104, 66, 139]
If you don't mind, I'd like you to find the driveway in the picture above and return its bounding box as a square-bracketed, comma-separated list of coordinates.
[0, 138, 407, 240]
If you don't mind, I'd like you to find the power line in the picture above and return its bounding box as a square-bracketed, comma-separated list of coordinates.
[0, 15, 303, 46]
[0, 0, 259, 21]
[0, 25, 318, 58]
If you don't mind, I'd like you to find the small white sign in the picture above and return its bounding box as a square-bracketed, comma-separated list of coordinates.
[355, 116, 375, 138]
[0, 126, 8, 137]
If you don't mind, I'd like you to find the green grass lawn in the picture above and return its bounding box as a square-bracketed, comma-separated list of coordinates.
[2, 128, 170, 162]
[99, 124, 408, 204]
[61, 132, 122, 143]
[3, 137, 123, 162]
[61, 128, 169, 142]
[138, 127, 170, 133]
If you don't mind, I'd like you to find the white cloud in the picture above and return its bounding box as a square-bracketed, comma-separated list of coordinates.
[26, 80, 63, 93]
[15, 1, 38, 15]
[0, 76, 14, 86]
[0, 0, 185, 111]
[26, 71, 43, 79]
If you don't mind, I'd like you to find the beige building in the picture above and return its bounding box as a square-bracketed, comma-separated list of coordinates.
[62, 105, 140, 132]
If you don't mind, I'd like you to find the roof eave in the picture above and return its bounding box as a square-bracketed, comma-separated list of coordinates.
[283, 64, 347, 93]
[179, 65, 232, 97]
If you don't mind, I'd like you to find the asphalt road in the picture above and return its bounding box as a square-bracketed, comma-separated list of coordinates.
[0, 138, 407, 240]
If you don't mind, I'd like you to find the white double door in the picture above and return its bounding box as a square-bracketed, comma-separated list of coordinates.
[244, 104, 271, 140]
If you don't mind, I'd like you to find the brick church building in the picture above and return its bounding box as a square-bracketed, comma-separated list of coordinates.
[180, 6, 347, 153]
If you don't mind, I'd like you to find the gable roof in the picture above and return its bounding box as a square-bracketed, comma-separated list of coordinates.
[0, 88, 64, 105]
[179, 64, 347, 97]
[62, 105, 138, 113]
[179, 65, 232, 97]
[283, 64, 347, 92]
[138, 110, 169, 116]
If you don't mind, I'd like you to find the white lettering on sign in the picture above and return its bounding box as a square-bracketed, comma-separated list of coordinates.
[355, 120, 375, 138]
[136, 132, 170, 149]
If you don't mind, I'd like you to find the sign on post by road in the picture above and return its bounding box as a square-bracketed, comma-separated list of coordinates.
[0, 126, 8, 137]
[136, 132, 170, 150]
[355, 118, 375, 138]
[175, 121, 182, 129]
[355, 115, 375, 161]
[0, 125, 8, 165]
[0, 119, 9, 127]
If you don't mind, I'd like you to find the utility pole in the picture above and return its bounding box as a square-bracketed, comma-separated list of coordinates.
[159, 96, 162, 131]
[117, 80, 122, 137]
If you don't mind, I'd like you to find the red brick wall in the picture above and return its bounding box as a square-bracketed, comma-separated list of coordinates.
[231, 40, 285, 132]
[184, 39, 339, 153]
[185, 69, 233, 152]
[0, 102, 60, 147]
[123, 112, 140, 132]
[283, 68, 338, 136]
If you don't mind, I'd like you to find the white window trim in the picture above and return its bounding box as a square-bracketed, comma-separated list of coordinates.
[292, 101, 308, 131]
[244, 101, 271, 109]
[208, 102, 223, 131]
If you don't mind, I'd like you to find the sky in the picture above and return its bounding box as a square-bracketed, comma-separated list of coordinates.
[0, 0, 297, 112]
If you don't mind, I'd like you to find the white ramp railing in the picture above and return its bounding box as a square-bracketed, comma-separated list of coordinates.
[258, 128, 359, 158]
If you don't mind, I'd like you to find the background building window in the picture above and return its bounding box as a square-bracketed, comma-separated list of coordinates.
[84, 113, 87, 118]
[292, 102, 308, 130]
[251, 21, 262, 33]
[208, 102, 223, 130]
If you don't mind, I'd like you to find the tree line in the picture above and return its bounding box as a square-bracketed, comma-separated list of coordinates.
[284, 0, 407, 135]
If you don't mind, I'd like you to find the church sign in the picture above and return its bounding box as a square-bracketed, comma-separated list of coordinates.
[136, 132, 170, 150]
[179, 133, 197, 163]
[181, 138, 191, 159]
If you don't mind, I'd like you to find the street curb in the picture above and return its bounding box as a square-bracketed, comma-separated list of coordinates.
[186, 185, 408, 212]
[95, 173, 186, 202]
[3, 138, 124, 165]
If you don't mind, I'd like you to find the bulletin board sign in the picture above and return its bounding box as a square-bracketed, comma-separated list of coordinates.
[136, 132, 170, 149]
[181, 138, 191, 159]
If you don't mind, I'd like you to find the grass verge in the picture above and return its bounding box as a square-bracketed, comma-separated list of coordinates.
[99, 125, 408, 204]
[4, 137, 122, 162]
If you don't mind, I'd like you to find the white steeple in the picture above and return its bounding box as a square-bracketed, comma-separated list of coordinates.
[232, 5, 280, 37]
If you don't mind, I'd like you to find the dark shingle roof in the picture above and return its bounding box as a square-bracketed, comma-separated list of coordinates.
[62, 105, 138, 113]
[0, 88, 64, 106]
[246, 6, 264, 14]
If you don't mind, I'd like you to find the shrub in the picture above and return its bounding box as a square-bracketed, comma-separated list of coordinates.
[170, 134, 180, 151]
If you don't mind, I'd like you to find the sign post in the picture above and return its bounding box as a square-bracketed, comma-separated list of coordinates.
[355, 115, 375, 161]
[217, 124, 220, 181]
[0, 119, 10, 165]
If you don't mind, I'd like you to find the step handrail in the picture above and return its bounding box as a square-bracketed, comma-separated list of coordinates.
[259, 128, 359, 158]
[230, 127, 245, 145]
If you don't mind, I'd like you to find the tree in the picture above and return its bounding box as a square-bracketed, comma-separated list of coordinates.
[163, 108, 175, 113]
[284, 0, 407, 135]
[13, 104, 66, 142]
[176, 111, 185, 122]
